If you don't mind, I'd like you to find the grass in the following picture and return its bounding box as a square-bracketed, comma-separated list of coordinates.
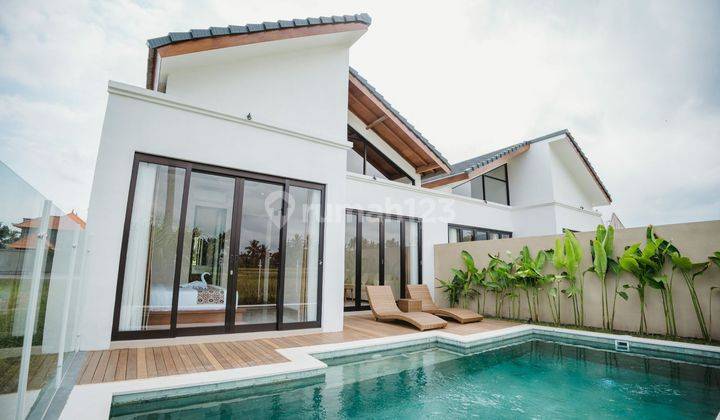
[0, 277, 50, 349]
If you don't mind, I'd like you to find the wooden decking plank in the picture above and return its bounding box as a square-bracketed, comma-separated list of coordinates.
[174, 345, 195, 373]
[219, 342, 249, 368]
[153, 347, 167, 376]
[114, 349, 128, 381]
[72, 315, 519, 385]
[144, 348, 157, 378]
[136, 348, 147, 379]
[230, 341, 263, 365]
[91, 351, 111, 383]
[161, 347, 177, 375]
[184, 345, 207, 372]
[196, 344, 224, 370]
[102, 350, 120, 382]
[189, 344, 215, 371]
[28, 354, 56, 390]
[79, 351, 102, 384]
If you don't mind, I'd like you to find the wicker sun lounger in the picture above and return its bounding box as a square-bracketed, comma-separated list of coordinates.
[366, 285, 447, 331]
[406, 284, 484, 324]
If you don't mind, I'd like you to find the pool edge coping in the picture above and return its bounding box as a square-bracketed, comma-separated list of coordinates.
[58, 324, 720, 419]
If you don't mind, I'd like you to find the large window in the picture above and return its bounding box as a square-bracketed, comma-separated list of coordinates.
[448, 224, 511, 243]
[451, 164, 509, 205]
[113, 154, 324, 340]
[346, 126, 415, 185]
[344, 209, 421, 310]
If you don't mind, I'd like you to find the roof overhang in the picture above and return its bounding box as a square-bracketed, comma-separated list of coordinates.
[549, 132, 612, 205]
[146, 16, 371, 90]
[348, 73, 451, 175]
[422, 143, 529, 188]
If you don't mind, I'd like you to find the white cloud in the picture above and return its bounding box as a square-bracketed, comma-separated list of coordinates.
[0, 0, 718, 226]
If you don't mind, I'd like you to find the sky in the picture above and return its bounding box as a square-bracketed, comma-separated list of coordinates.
[0, 0, 718, 227]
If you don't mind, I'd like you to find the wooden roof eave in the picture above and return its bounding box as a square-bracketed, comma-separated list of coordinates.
[348, 74, 451, 175]
[422, 143, 530, 189]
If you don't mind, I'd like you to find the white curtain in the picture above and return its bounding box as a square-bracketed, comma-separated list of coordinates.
[118, 164, 156, 331]
[304, 189, 321, 322]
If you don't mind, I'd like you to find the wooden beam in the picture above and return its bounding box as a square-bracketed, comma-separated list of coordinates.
[348, 94, 426, 166]
[416, 163, 440, 174]
[421, 144, 530, 189]
[365, 115, 387, 130]
[421, 172, 469, 189]
[349, 75, 451, 173]
[157, 23, 368, 58]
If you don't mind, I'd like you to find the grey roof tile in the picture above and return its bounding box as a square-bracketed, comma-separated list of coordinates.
[228, 25, 248, 34]
[190, 29, 211, 39]
[209, 27, 230, 36]
[147, 36, 172, 48]
[421, 129, 611, 202]
[168, 32, 192, 42]
[147, 13, 372, 48]
[246, 23, 264, 32]
[349, 67, 450, 169]
[278, 20, 294, 28]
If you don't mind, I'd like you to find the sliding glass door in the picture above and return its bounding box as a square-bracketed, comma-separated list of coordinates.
[234, 180, 283, 329]
[112, 154, 324, 340]
[344, 209, 421, 311]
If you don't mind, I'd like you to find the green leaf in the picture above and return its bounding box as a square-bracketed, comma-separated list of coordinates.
[593, 238, 607, 278]
[604, 225, 614, 257]
[670, 253, 693, 272]
[617, 291, 629, 300]
[619, 256, 640, 274]
[553, 238, 566, 269]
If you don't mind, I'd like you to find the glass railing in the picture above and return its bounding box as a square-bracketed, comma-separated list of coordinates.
[0, 161, 86, 419]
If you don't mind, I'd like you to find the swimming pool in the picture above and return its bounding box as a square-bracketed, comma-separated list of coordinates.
[109, 334, 720, 419]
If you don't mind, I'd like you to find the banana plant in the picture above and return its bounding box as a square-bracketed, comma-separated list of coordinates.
[586, 225, 621, 330]
[515, 246, 552, 322]
[439, 250, 483, 309]
[486, 253, 515, 318]
[670, 251, 711, 341]
[619, 226, 675, 335]
[553, 229, 584, 326]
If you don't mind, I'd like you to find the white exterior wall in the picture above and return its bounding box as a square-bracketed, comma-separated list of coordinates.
[80, 82, 349, 350]
[507, 140, 555, 206]
[164, 45, 350, 144]
[345, 173, 513, 297]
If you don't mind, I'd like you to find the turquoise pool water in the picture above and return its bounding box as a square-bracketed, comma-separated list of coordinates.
[110, 338, 720, 419]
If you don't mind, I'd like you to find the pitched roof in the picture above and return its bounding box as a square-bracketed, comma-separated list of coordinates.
[422, 129, 612, 203]
[13, 212, 87, 230]
[349, 67, 451, 171]
[423, 141, 530, 183]
[147, 14, 372, 49]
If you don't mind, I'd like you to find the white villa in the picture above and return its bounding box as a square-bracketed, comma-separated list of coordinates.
[80, 13, 611, 349]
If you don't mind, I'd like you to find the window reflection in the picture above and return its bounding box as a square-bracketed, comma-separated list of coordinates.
[177, 172, 235, 329]
[235, 181, 282, 326]
[347, 126, 415, 185]
[282, 186, 322, 323]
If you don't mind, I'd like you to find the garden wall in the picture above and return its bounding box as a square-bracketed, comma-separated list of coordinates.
[434, 220, 720, 340]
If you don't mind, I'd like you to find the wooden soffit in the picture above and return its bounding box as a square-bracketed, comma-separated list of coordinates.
[348, 74, 451, 175]
[422, 143, 530, 189]
[156, 23, 368, 58]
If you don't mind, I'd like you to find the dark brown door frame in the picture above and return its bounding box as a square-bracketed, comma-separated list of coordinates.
[344, 209, 422, 312]
[111, 152, 325, 341]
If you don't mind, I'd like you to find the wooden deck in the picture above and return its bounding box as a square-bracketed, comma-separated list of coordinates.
[77, 314, 518, 385]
